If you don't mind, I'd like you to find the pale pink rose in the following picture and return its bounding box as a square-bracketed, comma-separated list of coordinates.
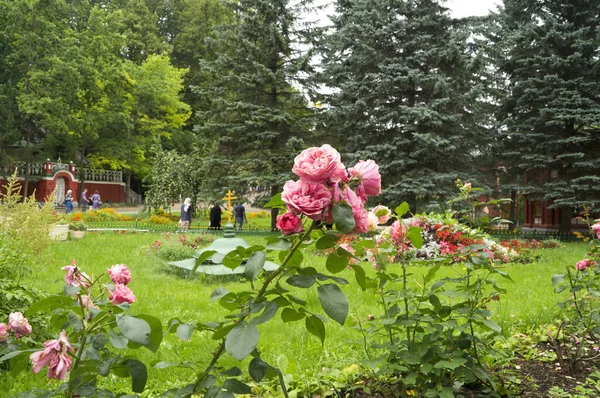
[282, 180, 332, 220]
[109, 284, 136, 305]
[371, 205, 391, 224]
[0, 323, 8, 342]
[61, 260, 91, 288]
[352, 206, 369, 234]
[592, 222, 600, 239]
[462, 182, 472, 190]
[348, 160, 381, 200]
[292, 144, 347, 183]
[79, 295, 98, 310]
[576, 259, 595, 271]
[107, 264, 132, 285]
[367, 212, 379, 231]
[390, 221, 407, 245]
[339, 243, 359, 265]
[8, 312, 32, 339]
[30, 330, 74, 380]
[276, 212, 304, 235]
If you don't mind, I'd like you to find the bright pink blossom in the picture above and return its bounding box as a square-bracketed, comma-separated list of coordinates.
[276, 212, 304, 235]
[30, 330, 74, 380]
[8, 312, 32, 339]
[371, 205, 391, 224]
[107, 264, 132, 285]
[348, 160, 381, 200]
[0, 323, 8, 342]
[390, 221, 407, 245]
[109, 284, 136, 305]
[61, 260, 90, 288]
[576, 259, 596, 271]
[282, 180, 332, 220]
[592, 222, 600, 239]
[292, 144, 347, 183]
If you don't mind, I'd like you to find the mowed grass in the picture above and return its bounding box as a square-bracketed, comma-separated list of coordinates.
[0, 233, 589, 396]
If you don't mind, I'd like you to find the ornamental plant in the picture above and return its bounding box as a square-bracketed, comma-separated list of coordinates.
[0, 261, 162, 396]
[550, 215, 600, 374]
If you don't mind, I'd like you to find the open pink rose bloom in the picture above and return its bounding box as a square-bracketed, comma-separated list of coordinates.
[107, 264, 132, 285]
[8, 312, 32, 339]
[30, 330, 74, 380]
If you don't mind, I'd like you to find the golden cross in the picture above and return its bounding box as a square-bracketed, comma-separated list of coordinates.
[222, 190, 237, 223]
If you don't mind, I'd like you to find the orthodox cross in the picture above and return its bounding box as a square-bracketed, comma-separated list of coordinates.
[222, 190, 237, 223]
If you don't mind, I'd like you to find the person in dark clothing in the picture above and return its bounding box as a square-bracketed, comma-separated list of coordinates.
[179, 198, 192, 231]
[81, 188, 91, 212]
[209, 203, 222, 230]
[234, 203, 248, 230]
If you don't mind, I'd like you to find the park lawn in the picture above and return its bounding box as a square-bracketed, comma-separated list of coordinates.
[0, 232, 589, 396]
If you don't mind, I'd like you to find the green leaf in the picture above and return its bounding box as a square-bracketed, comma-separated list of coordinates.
[281, 308, 305, 323]
[193, 250, 217, 272]
[9, 351, 31, 377]
[264, 193, 285, 209]
[326, 252, 348, 274]
[215, 391, 235, 398]
[407, 226, 423, 249]
[317, 284, 348, 325]
[225, 324, 259, 360]
[26, 296, 74, 317]
[395, 202, 410, 217]
[109, 329, 129, 349]
[176, 324, 194, 341]
[482, 320, 502, 333]
[245, 251, 266, 281]
[250, 301, 278, 326]
[223, 379, 252, 394]
[286, 275, 315, 288]
[116, 315, 152, 347]
[223, 251, 243, 270]
[249, 357, 270, 382]
[266, 239, 292, 251]
[316, 234, 339, 250]
[552, 274, 566, 286]
[210, 288, 229, 302]
[333, 203, 355, 233]
[350, 264, 367, 290]
[220, 367, 242, 376]
[305, 315, 326, 345]
[425, 263, 441, 284]
[434, 357, 467, 370]
[122, 359, 148, 393]
[136, 314, 163, 353]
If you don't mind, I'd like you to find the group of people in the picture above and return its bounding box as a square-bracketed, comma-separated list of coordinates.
[63, 188, 101, 214]
[178, 199, 248, 231]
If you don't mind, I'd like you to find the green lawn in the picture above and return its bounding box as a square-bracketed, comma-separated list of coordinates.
[0, 232, 589, 396]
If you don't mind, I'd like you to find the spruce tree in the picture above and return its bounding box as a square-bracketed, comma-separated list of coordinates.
[498, 0, 600, 229]
[319, 0, 491, 210]
[194, 0, 316, 228]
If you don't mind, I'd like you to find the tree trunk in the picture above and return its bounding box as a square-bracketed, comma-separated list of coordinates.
[559, 207, 572, 233]
[23, 160, 30, 201]
[126, 171, 131, 204]
[509, 189, 518, 224]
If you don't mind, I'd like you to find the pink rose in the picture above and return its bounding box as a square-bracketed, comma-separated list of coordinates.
[8, 312, 32, 339]
[276, 212, 304, 235]
[576, 259, 595, 271]
[367, 212, 379, 232]
[30, 330, 74, 380]
[292, 145, 347, 183]
[390, 220, 407, 245]
[61, 260, 90, 288]
[109, 284, 136, 305]
[107, 264, 132, 285]
[371, 205, 391, 224]
[0, 323, 8, 342]
[339, 185, 363, 208]
[348, 160, 381, 201]
[352, 206, 369, 234]
[592, 222, 600, 239]
[282, 180, 332, 220]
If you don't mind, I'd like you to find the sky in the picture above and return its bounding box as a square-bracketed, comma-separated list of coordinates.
[448, 0, 501, 18]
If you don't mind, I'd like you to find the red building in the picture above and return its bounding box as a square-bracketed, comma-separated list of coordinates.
[0, 160, 126, 205]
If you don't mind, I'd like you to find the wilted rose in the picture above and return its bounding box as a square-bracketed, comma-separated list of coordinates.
[107, 264, 132, 285]
[8, 312, 32, 339]
[108, 284, 136, 305]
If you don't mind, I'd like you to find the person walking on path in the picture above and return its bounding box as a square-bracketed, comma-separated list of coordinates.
[80, 189, 90, 212]
[64, 189, 74, 214]
[234, 203, 248, 230]
[179, 198, 192, 231]
[209, 203, 222, 230]
[91, 190, 101, 210]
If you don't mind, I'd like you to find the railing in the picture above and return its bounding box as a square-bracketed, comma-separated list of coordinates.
[80, 169, 122, 183]
[0, 162, 44, 176]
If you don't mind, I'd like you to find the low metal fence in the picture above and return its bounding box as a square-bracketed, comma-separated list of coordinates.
[484, 229, 589, 242]
[85, 221, 281, 236]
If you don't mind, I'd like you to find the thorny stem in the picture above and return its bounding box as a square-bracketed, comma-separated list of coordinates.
[185, 221, 318, 397]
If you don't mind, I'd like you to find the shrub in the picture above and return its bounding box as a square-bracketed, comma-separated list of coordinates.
[150, 241, 196, 261]
[148, 215, 174, 225]
[68, 221, 88, 231]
